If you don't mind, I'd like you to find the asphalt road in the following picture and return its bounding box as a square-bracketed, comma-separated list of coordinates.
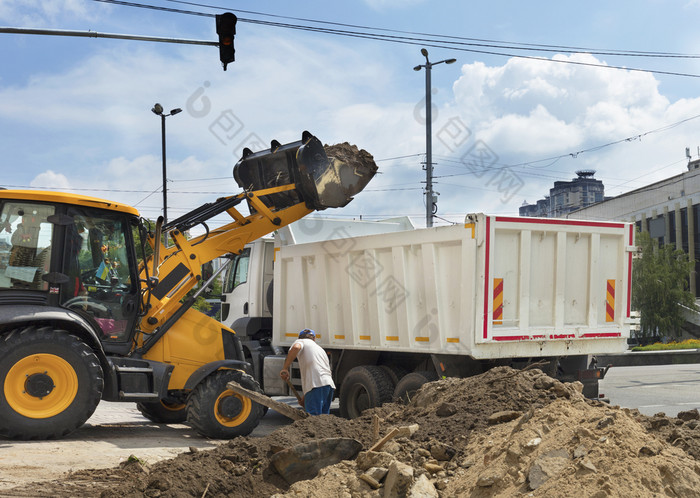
[600, 364, 700, 417]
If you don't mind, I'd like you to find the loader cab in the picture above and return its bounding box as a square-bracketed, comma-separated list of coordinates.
[0, 191, 141, 346]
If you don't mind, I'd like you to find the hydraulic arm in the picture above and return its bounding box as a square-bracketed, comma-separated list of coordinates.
[136, 131, 376, 349]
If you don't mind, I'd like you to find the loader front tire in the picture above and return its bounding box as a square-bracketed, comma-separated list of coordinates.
[0, 326, 104, 439]
[186, 370, 264, 439]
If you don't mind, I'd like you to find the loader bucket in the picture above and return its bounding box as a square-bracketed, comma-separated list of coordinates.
[233, 131, 376, 211]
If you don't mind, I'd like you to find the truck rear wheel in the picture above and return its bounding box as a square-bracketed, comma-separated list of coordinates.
[379, 365, 410, 388]
[137, 399, 187, 424]
[393, 370, 439, 404]
[0, 326, 104, 439]
[186, 370, 264, 439]
[339, 365, 394, 419]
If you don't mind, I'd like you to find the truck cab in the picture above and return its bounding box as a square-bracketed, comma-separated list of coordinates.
[221, 238, 275, 341]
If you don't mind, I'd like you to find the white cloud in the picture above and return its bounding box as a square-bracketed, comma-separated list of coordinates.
[0, 0, 101, 26]
[479, 104, 583, 156]
[453, 53, 669, 128]
[451, 53, 676, 156]
[30, 170, 71, 190]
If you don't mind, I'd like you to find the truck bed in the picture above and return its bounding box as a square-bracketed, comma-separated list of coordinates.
[272, 214, 635, 359]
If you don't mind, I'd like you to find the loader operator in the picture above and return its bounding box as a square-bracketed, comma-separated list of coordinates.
[280, 329, 335, 415]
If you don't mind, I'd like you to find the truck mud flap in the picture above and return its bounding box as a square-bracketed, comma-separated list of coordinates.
[577, 364, 611, 400]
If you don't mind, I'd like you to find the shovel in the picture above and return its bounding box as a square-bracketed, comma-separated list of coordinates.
[284, 378, 305, 408]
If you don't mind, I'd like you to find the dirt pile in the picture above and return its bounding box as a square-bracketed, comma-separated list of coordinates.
[6, 367, 700, 497]
[324, 143, 375, 172]
[640, 408, 700, 460]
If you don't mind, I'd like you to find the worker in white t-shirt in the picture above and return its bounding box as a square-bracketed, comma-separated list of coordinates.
[280, 329, 336, 415]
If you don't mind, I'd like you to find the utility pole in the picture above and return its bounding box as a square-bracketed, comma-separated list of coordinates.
[414, 49, 456, 227]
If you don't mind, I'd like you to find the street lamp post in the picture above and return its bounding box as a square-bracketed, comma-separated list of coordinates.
[151, 103, 182, 226]
[414, 49, 456, 228]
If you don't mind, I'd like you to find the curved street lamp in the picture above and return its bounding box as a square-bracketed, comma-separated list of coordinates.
[414, 49, 456, 228]
[151, 103, 182, 226]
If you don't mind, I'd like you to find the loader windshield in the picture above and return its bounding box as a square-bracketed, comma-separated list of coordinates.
[0, 202, 54, 291]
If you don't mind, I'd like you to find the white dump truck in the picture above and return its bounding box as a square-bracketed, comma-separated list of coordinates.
[221, 213, 635, 417]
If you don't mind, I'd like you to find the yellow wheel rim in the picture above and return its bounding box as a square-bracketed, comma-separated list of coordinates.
[4, 354, 79, 419]
[214, 389, 251, 427]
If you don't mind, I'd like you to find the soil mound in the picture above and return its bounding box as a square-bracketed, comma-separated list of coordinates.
[6, 367, 700, 497]
[324, 142, 375, 172]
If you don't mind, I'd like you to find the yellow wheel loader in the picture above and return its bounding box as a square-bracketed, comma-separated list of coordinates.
[0, 131, 376, 439]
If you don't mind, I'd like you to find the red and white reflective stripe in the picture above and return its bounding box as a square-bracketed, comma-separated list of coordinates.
[493, 278, 503, 325]
[606, 279, 615, 322]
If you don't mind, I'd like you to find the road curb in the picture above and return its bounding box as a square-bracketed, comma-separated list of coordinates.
[595, 350, 700, 367]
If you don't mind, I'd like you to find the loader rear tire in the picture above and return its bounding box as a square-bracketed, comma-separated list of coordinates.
[339, 365, 394, 419]
[393, 370, 439, 404]
[186, 370, 264, 439]
[0, 326, 104, 439]
[137, 399, 187, 424]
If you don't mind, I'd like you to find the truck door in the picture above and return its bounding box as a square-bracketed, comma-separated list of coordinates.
[220, 247, 251, 327]
[59, 207, 139, 343]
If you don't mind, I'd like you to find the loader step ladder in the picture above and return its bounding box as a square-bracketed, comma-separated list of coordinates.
[108, 358, 173, 402]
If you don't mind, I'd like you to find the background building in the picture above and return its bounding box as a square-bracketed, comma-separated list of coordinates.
[568, 158, 700, 297]
[520, 170, 605, 217]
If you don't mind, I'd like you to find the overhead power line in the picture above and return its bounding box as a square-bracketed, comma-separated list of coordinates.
[430, 112, 700, 181]
[88, 0, 700, 78]
[162, 0, 700, 59]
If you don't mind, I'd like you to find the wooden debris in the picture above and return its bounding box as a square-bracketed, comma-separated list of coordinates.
[226, 380, 308, 421]
[368, 424, 419, 452]
[359, 473, 382, 489]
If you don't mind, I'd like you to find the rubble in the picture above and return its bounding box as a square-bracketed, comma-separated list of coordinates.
[7, 366, 700, 497]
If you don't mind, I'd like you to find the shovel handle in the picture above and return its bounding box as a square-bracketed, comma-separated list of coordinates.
[284, 378, 304, 406]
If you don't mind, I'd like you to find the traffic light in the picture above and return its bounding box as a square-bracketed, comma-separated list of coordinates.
[216, 12, 237, 71]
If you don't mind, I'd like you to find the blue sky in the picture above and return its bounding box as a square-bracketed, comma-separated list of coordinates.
[3, 0, 700, 228]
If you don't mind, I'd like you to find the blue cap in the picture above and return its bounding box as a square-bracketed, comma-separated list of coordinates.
[299, 329, 315, 338]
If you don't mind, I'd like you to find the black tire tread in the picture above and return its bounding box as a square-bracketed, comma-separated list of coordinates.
[379, 365, 410, 387]
[339, 365, 394, 419]
[392, 370, 439, 404]
[186, 370, 263, 439]
[0, 325, 103, 440]
[137, 400, 187, 424]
